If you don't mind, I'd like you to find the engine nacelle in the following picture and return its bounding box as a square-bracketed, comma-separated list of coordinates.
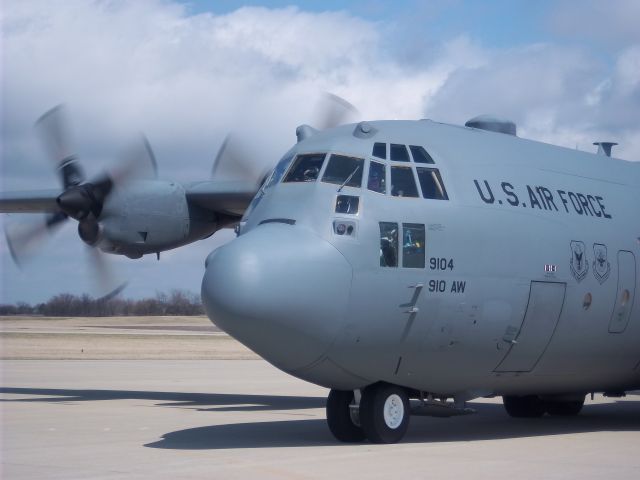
[94, 180, 220, 258]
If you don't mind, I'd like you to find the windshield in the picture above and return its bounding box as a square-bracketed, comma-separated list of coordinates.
[390, 166, 419, 197]
[265, 153, 294, 189]
[283, 153, 326, 183]
[322, 154, 364, 188]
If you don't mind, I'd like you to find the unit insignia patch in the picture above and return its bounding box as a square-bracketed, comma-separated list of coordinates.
[592, 243, 611, 284]
[569, 240, 588, 282]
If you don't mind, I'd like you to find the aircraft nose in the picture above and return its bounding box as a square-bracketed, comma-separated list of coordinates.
[201, 224, 352, 372]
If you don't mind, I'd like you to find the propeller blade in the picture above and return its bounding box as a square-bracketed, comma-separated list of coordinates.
[209, 93, 360, 190]
[211, 134, 269, 186]
[5, 212, 68, 267]
[313, 93, 360, 130]
[35, 105, 85, 188]
[111, 134, 158, 183]
[85, 246, 128, 299]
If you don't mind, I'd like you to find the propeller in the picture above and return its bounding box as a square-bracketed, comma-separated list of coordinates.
[5, 212, 68, 268]
[211, 92, 360, 187]
[5, 105, 156, 297]
[35, 105, 86, 188]
[312, 92, 359, 131]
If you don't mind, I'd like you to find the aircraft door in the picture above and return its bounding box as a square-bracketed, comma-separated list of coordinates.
[495, 281, 566, 372]
[608, 251, 636, 333]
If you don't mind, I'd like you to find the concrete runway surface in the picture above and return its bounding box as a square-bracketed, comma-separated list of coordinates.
[2, 359, 640, 479]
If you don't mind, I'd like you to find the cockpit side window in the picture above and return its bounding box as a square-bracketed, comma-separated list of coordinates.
[283, 153, 326, 183]
[367, 161, 386, 194]
[409, 145, 435, 164]
[390, 144, 410, 162]
[390, 166, 419, 197]
[372, 142, 386, 159]
[322, 154, 364, 188]
[416, 167, 449, 200]
[402, 223, 425, 268]
[379, 222, 398, 267]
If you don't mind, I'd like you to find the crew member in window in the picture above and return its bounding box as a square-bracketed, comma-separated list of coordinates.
[368, 169, 382, 191]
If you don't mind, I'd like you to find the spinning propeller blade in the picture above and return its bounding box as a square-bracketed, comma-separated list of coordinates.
[5, 212, 68, 267]
[211, 93, 359, 187]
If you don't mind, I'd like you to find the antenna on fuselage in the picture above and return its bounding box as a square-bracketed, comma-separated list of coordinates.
[593, 142, 618, 157]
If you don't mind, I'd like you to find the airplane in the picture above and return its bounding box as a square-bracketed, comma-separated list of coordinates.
[200, 114, 639, 443]
[2, 103, 639, 444]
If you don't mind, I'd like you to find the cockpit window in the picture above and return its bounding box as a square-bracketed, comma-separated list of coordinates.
[379, 222, 398, 267]
[390, 166, 419, 197]
[403, 223, 425, 268]
[322, 154, 364, 188]
[335, 195, 359, 214]
[367, 161, 386, 194]
[372, 142, 386, 159]
[416, 167, 448, 200]
[409, 145, 435, 164]
[390, 144, 410, 162]
[265, 153, 294, 189]
[283, 153, 326, 183]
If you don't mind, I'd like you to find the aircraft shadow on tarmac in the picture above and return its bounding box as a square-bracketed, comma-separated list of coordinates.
[0, 387, 324, 411]
[146, 400, 640, 449]
[2, 387, 640, 449]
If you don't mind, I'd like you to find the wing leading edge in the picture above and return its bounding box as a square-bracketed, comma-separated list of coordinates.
[0, 189, 62, 213]
[185, 180, 258, 217]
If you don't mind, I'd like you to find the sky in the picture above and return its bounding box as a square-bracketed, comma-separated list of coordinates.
[2, 0, 640, 303]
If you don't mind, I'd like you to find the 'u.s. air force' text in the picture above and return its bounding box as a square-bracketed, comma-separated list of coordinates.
[473, 180, 612, 219]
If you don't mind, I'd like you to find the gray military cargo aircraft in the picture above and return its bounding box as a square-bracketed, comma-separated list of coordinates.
[2, 103, 639, 443]
[201, 115, 639, 443]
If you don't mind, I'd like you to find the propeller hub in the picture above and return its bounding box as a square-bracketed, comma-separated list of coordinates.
[57, 186, 93, 219]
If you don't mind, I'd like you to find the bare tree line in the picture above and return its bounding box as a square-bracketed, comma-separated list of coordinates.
[0, 290, 204, 316]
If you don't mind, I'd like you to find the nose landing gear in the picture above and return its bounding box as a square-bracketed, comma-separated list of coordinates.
[326, 383, 410, 444]
[326, 389, 365, 442]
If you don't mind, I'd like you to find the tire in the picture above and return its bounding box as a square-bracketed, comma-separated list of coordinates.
[545, 398, 585, 416]
[360, 383, 410, 444]
[326, 389, 366, 442]
[503, 395, 546, 418]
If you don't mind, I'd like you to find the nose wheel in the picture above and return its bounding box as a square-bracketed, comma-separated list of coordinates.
[326, 389, 366, 442]
[327, 383, 410, 444]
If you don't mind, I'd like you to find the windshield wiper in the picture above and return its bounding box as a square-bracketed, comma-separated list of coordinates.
[337, 166, 360, 192]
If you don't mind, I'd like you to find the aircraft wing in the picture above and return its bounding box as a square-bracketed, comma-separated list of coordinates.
[185, 180, 258, 217]
[0, 189, 62, 213]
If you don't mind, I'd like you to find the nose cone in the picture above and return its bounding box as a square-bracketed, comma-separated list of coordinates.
[202, 224, 352, 372]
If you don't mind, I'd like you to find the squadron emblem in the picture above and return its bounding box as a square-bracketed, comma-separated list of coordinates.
[592, 243, 611, 284]
[569, 241, 588, 282]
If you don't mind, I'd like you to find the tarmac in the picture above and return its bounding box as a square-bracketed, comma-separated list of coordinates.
[2, 317, 640, 479]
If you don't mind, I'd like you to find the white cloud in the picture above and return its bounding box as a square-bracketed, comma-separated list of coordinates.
[549, 0, 640, 48]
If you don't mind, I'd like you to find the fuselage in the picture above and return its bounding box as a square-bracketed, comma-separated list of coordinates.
[202, 119, 640, 401]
